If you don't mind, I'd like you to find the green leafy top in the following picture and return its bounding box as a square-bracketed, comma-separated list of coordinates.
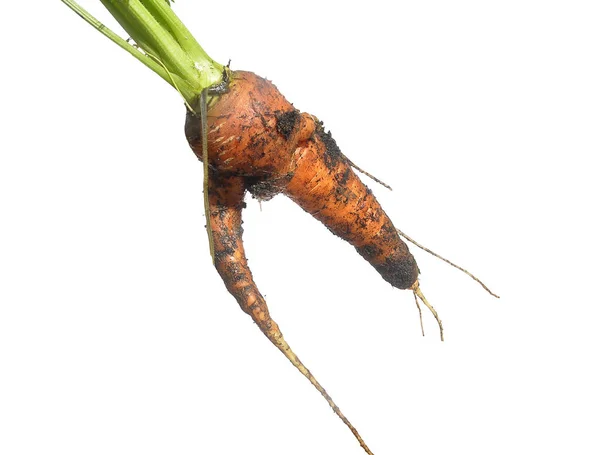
[61, 0, 224, 106]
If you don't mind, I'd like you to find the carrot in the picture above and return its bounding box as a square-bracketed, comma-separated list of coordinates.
[60, 2, 498, 454]
[185, 71, 420, 292]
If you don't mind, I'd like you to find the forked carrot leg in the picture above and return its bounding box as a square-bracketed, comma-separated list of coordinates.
[206, 171, 375, 455]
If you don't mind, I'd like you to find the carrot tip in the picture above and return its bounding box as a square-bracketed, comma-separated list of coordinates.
[398, 229, 499, 299]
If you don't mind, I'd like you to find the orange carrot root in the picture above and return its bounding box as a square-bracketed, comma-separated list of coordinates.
[183, 71, 441, 453]
[186, 71, 419, 292]
[206, 170, 374, 454]
[184, 70, 495, 453]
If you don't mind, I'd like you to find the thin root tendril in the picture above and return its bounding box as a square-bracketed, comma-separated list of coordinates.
[398, 229, 499, 299]
[412, 281, 444, 341]
[413, 292, 425, 336]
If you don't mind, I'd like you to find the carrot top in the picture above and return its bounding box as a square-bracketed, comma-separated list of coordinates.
[61, 0, 224, 106]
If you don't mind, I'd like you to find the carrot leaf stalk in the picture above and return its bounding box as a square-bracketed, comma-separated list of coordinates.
[60, 0, 224, 106]
[61, 0, 225, 265]
[199, 88, 216, 264]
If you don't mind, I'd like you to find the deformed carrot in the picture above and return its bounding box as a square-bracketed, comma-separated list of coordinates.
[183, 72, 441, 453]
[186, 72, 420, 294]
[60, 3, 499, 454]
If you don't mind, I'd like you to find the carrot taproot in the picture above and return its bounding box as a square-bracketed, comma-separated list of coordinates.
[185, 71, 419, 291]
[184, 71, 435, 452]
[61, 2, 498, 454]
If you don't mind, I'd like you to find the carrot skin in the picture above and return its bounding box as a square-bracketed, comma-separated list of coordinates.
[185, 72, 299, 176]
[206, 172, 274, 331]
[284, 123, 419, 289]
[186, 70, 419, 290]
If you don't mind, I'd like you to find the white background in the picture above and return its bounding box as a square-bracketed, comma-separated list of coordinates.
[1, 1, 599, 454]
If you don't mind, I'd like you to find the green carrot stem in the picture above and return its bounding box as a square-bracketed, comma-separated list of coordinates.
[99, 0, 199, 84]
[60, 0, 224, 106]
